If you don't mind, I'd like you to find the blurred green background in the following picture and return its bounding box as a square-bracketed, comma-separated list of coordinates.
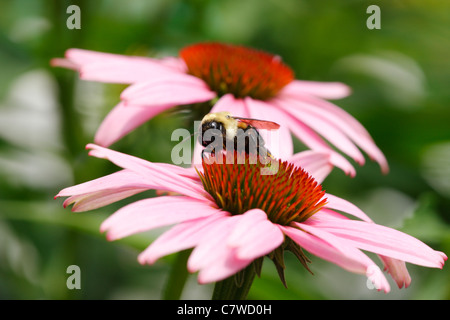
[0, 0, 449, 300]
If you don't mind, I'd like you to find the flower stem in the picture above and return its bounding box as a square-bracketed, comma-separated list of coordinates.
[162, 249, 191, 300]
[211, 264, 256, 300]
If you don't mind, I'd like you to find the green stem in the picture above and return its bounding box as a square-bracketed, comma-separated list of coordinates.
[162, 249, 192, 300]
[212, 264, 256, 300]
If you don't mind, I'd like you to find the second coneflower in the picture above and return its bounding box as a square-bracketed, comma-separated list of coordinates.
[56, 145, 446, 298]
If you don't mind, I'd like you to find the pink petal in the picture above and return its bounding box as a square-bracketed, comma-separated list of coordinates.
[276, 97, 366, 165]
[120, 74, 216, 106]
[311, 209, 428, 288]
[187, 215, 239, 273]
[308, 218, 447, 268]
[65, 48, 125, 65]
[282, 224, 390, 292]
[197, 253, 253, 284]
[328, 152, 357, 178]
[63, 48, 185, 84]
[271, 100, 355, 176]
[281, 80, 352, 100]
[227, 209, 284, 260]
[100, 196, 220, 240]
[94, 101, 174, 147]
[159, 56, 188, 73]
[62, 189, 147, 213]
[187, 210, 282, 283]
[312, 208, 350, 221]
[288, 93, 373, 141]
[281, 107, 329, 150]
[379, 256, 411, 289]
[366, 264, 391, 293]
[285, 89, 371, 138]
[121, 73, 207, 99]
[138, 212, 229, 265]
[288, 150, 334, 183]
[280, 92, 389, 173]
[211, 94, 249, 117]
[323, 193, 374, 222]
[187, 215, 254, 284]
[244, 97, 293, 159]
[86, 144, 207, 200]
[80, 60, 180, 84]
[55, 169, 153, 212]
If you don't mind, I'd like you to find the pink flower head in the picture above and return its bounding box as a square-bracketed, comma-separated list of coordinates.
[55, 144, 446, 292]
[51, 42, 388, 175]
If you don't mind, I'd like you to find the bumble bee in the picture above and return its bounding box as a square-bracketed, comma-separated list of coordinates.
[199, 111, 280, 160]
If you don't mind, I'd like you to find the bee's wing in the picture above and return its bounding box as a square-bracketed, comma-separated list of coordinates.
[234, 117, 280, 130]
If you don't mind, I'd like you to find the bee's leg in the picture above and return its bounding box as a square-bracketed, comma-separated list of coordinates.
[201, 148, 207, 160]
[201, 145, 215, 160]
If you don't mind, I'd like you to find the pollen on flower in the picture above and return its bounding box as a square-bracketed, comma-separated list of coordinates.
[180, 42, 294, 101]
[198, 152, 327, 226]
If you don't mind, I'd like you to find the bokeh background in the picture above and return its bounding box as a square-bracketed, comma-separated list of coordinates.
[0, 0, 449, 300]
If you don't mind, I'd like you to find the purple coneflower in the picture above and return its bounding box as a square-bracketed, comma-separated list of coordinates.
[55, 144, 445, 297]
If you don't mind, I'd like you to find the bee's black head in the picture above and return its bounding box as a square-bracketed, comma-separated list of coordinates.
[199, 120, 225, 147]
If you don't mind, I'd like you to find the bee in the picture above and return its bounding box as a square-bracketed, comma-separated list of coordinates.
[199, 111, 280, 160]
